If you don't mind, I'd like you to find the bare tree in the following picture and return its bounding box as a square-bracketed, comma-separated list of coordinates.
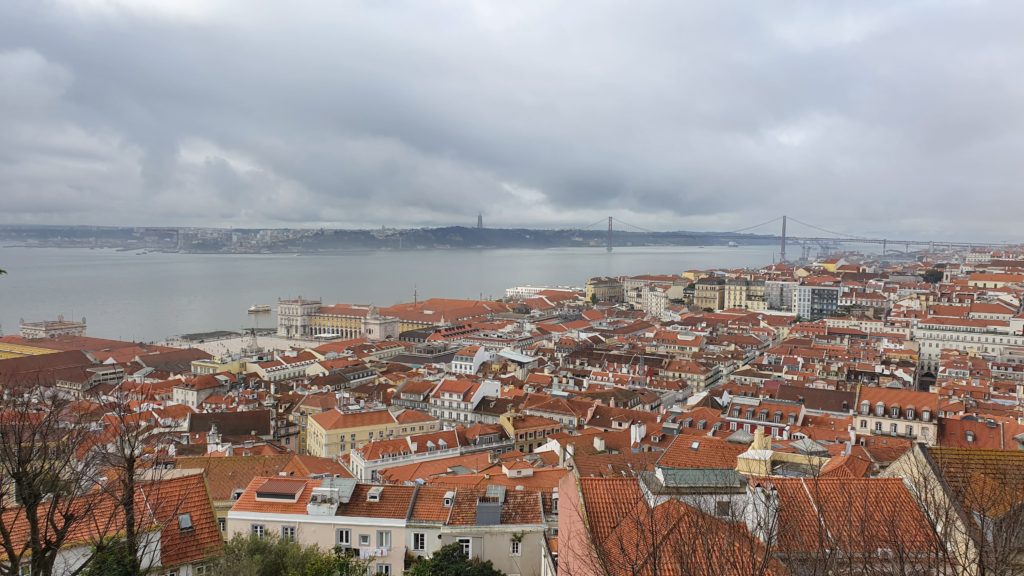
[85, 389, 191, 576]
[889, 445, 1024, 576]
[0, 383, 104, 576]
[557, 472, 784, 576]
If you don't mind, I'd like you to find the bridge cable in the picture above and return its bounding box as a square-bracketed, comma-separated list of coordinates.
[723, 216, 784, 235]
[787, 217, 870, 241]
[576, 218, 611, 231]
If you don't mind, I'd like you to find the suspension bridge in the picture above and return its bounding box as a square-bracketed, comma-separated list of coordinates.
[575, 215, 1007, 259]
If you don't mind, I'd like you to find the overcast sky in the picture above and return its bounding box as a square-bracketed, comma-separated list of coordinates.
[1, 1, 1022, 240]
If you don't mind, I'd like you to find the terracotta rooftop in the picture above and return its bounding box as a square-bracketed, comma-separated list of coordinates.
[310, 408, 396, 430]
[657, 434, 749, 470]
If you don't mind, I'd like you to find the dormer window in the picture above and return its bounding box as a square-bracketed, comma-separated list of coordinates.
[875, 403, 885, 417]
[966, 431, 975, 443]
[890, 406, 901, 418]
[907, 408, 915, 420]
[860, 401, 869, 415]
[922, 410, 931, 422]
[443, 491, 455, 507]
[367, 487, 383, 502]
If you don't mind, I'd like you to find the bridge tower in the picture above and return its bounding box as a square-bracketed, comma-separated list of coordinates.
[779, 215, 787, 263]
[607, 216, 613, 253]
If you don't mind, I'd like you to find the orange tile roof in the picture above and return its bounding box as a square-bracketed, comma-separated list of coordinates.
[578, 477, 784, 576]
[378, 452, 496, 483]
[760, 477, 936, 555]
[335, 484, 415, 519]
[447, 488, 544, 526]
[230, 477, 317, 514]
[928, 447, 1024, 518]
[284, 454, 353, 478]
[146, 474, 224, 568]
[408, 486, 453, 523]
[426, 468, 568, 493]
[395, 409, 437, 424]
[310, 408, 395, 430]
[174, 454, 295, 501]
[657, 434, 749, 470]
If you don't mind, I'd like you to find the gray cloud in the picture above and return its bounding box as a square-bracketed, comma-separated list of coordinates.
[1, 0, 1023, 240]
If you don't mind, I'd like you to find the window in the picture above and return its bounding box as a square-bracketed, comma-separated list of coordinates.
[874, 422, 882, 432]
[890, 406, 900, 418]
[907, 409, 915, 420]
[890, 423, 898, 434]
[511, 539, 522, 556]
[859, 419, 867, 429]
[337, 528, 351, 546]
[178, 513, 193, 531]
[412, 532, 426, 551]
[922, 410, 931, 422]
[194, 565, 209, 576]
[218, 517, 226, 532]
[875, 403, 885, 417]
[715, 500, 731, 517]
[359, 534, 371, 547]
[377, 530, 392, 549]
[906, 425, 914, 437]
[251, 524, 265, 539]
[375, 564, 392, 575]
[458, 537, 472, 558]
[282, 525, 296, 542]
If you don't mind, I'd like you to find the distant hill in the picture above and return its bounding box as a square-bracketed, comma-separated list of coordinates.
[0, 224, 777, 253]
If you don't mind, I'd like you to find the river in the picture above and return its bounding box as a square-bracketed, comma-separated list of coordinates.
[0, 245, 780, 342]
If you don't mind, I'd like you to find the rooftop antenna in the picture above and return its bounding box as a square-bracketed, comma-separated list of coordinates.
[414, 285, 418, 305]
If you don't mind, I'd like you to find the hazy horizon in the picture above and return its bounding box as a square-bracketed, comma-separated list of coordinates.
[3, 2, 1024, 241]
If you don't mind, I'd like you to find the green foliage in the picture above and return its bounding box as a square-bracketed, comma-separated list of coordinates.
[82, 539, 137, 576]
[213, 534, 369, 576]
[922, 268, 944, 284]
[407, 543, 505, 576]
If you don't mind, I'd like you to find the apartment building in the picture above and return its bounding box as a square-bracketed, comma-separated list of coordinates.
[853, 386, 940, 445]
[225, 477, 546, 576]
[792, 285, 840, 320]
[913, 316, 1024, 373]
[764, 280, 797, 311]
[427, 378, 500, 425]
[693, 277, 725, 311]
[305, 408, 439, 458]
